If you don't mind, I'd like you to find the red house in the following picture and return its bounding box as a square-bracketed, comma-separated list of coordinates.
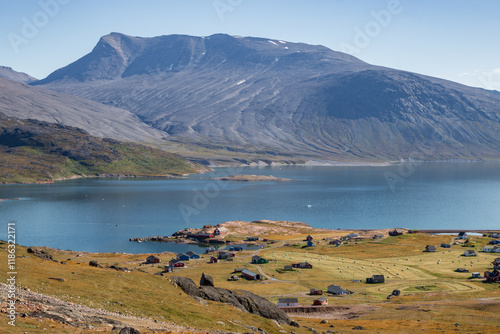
[313, 297, 328, 306]
[484, 270, 500, 282]
[169, 259, 185, 267]
[209, 256, 218, 263]
[310, 289, 323, 295]
[146, 255, 160, 264]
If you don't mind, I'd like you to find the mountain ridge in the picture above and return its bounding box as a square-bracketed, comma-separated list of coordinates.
[31, 33, 500, 161]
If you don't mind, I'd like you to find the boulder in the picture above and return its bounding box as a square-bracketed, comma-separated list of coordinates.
[89, 260, 100, 267]
[27, 247, 54, 261]
[200, 272, 215, 287]
[171, 276, 202, 298]
[119, 327, 141, 334]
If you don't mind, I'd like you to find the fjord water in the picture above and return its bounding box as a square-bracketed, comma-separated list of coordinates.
[0, 163, 499, 253]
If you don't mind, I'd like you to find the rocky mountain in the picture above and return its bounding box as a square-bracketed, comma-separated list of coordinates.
[0, 66, 37, 83]
[0, 114, 206, 183]
[33, 33, 500, 161]
[0, 77, 166, 143]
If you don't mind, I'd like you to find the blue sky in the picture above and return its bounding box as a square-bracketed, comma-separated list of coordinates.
[1, 0, 499, 90]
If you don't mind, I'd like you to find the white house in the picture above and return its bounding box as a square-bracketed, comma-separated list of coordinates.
[482, 246, 500, 253]
[463, 250, 477, 257]
[277, 298, 298, 307]
[457, 231, 469, 240]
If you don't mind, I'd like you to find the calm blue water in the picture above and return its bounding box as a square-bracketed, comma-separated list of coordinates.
[0, 163, 499, 253]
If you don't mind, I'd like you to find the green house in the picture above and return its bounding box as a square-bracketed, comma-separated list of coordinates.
[251, 255, 268, 264]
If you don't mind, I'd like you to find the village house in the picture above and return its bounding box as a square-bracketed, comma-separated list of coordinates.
[494, 258, 500, 270]
[205, 246, 216, 254]
[277, 298, 298, 307]
[489, 240, 500, 245]
[327, 284, 349, 295]
[463, 250, 477, 257]
[455, 268, 469, 273]
[313, 297, 328, 306]
[209, 256, 218, 263]
[177, 253, 190, 261]
[366, 275, 385, 284]
[186, 251, 200, 259]
[246, 236, 259, 241]
[425, 245, 437, 252]
[146, 255, 160, 264]
[389, 228, 404, 236]
[241, 269, 261, 280]
[457, 231, 468, 240]
[329, 239, 342, 246]
[310, 289, 323, 295]
[346, 233, 359, 239]
[251, 255, 268, 264]
[307, 240, 315, 247]
[292, 262, 313, 269]
[441, 243, 451, 248]
[218, 250, 235, 260]
[306, 235, 313, 241]
[372, 234, 384, 239]
[408, 229, 419, 234]
[482, 245, 500, 253]
[489, 233, 500, 238]
[484, 270, 500, 282]
[471, 272, 482, 278]
[169, 259, 185, 268]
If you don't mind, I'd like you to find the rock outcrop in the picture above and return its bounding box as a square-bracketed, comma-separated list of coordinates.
[200, 273, 214, 287]
[27, 247, 55, 261]
[171, 276, 291, 325]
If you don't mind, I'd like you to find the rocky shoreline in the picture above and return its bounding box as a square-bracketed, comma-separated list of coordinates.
[211, 174, 293, 182]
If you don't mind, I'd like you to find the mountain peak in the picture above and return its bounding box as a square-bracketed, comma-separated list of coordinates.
[0, 66, 37, 83]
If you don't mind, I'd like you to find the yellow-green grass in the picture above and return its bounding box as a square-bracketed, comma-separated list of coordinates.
[0, 244, 304, 334]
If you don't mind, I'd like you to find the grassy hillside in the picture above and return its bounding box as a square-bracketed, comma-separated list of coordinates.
[0, 114, 208, 183]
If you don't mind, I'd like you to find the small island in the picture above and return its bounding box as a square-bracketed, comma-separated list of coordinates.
[212, 175, 292, 182]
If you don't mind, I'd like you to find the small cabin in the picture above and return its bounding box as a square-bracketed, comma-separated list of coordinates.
[457, 231, 469, 240]
[463, 250, 477, 257]
[484, 270, 500, 282]
[277, 298, 298, 307]
[366, 275, 385, 284]
[425, 245, 437, 252]
[310, 289, 323, 295]
[292, 262, 313, 269]
[327, 284, 349, 295]
[246, 236, 259, 241]
[209, 256, 218, 263]
[177, 253, 190, 261]
[307, 240, 315, 247]
[389, 228, 404, 236]
[251, 255, 268, 264]
[441, 243, 451, 248]
[146, 255, 160, 264]
[313, 297, 328, 306]
[241, 269, 261, 280]
[186, 251, 200, 259]
[169, 259, 185, 268]
[471, 272, 481, 278]
[306, 235, 313, 241]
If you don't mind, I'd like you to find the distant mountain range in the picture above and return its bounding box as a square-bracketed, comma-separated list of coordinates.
[13, 33, 500, 162]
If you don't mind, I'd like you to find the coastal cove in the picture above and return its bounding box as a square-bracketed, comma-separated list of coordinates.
[1, 163, 499, 254]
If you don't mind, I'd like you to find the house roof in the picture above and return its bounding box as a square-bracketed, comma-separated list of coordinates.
[185, 251, 198, 256]
[169, 259, 183, 264]
[315, 297, 328, 302]
[177, 252, 188, 257]
[328, 285, 348, 293]
[278, 298, 298, 304]
[241, 269, 258, 277]
[371, 275, 384, 280]
[147, 255, 159, 259]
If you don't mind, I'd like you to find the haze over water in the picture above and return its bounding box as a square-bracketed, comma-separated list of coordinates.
[1, 163, 499, 254]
